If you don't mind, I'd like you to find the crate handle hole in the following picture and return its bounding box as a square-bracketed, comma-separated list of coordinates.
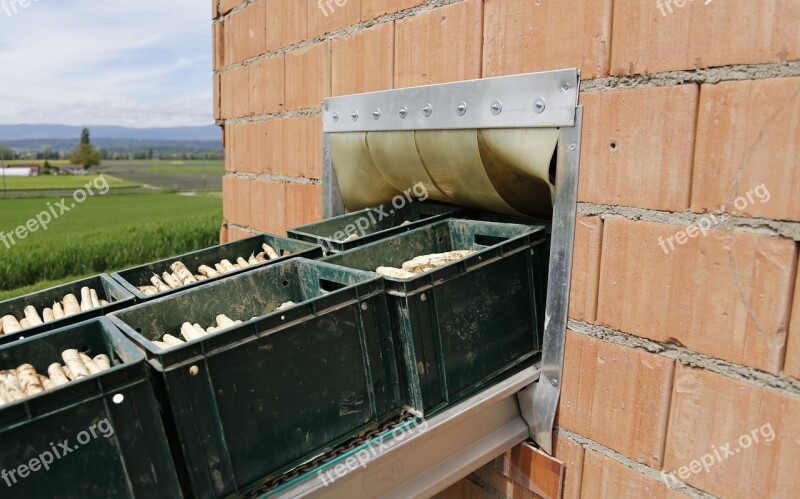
[282, 280, 289, 287]
[112, 394, 124, 404]
[475, 234, 507, 247]
[135, 327, 143, 333]
[320, 279, 346, 293]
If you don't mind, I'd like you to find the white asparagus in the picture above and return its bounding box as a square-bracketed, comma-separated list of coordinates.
[52, 302, 66, 319]
[180, 322, 205, 341]
[90, 288, 101, 308]
[99, 299, 110, 306]
[93, 354, 111, 371]
[0, 320, 3, 335]
[236, 257, 250, 268]
[80, 287, 93, 311]
[194, 274, 208, 281]
[262, 243, 280, 260]
[215, 263, 227, 274]
[170, 262, 198, 285]
[153, 341, 171, 350]
[216, 315, 237, 329]
[276, 301, 296, 312]
[0, 373, 24, 402]
[62, 365, 74, 381]
[220, 260, 236, 272]
[1, 315, 22, 335]
[248, 253, 259, 265]
[150, 274, 171, 293]
[254, 252, 267, 263]
[162, 272, 181, 289]
[19, 318, 31, 330]
[162, 335, 185, 347]
[79, 353, 102, 375]
[376, 267, 416, 279]
[401, 251, 476, 273]
[47, 363, 70, 386]
[15, 364, 44, 396]
[399, 220, 412, 227]
[140, 286, 159, 296]
[38, 374, 55, 390]
[341, 234, 359, 242]
[206, 326, 218, 334]
[24, 306, 44, 326]
[43, 308, 55, 323]
[61, 349, 89, 379]
[232, 264, 242, 270]
[198, 265, 220, 278]
[63, 294, 81, 316]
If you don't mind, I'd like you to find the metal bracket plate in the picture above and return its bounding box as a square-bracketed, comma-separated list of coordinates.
[322, 69, 579, 133]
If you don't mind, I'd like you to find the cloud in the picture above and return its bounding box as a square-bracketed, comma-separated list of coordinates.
[0, 0, 213, 127]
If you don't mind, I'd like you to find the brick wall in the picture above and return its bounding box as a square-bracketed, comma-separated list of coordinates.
[212, 0, 800, 497]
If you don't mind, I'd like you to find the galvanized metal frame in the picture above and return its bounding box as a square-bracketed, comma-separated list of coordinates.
[319, 69, 582, 458]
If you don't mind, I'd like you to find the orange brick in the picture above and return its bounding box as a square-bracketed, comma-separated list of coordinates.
[611, 0, 800, 75]
[557, 331, 675, 467]
[361, 0, 422, 21]
[222, 176, 253, 227]
[597, 218, 797, 373]
[581, 450, 685, 498]
[578, 85, 697, 211]
[434, 475, 495, 499]
[554, 434, 585, 499]
[483, 0, 612, 79]
[331, 22, 394, 96]
[472, 463, 539, 499]
[251, 179, 287, 234]
[305, 115, 323, 179]
[213, 22, 225, 69]
[284, 41, 330, 110]
[691, 77, 800, 222]
[569, 216, 602, 322]
[228, 225, 255, 241]
[247, 121, 269, 174]
[285, 184, 322, 231]
[665, 365, 800, 497]
[212, 0, 218, 19]
[220, 66, 250, 119]
[219, 223, 228, 244]
[495, 444, 562, 498]
[265, 0, 308, 51]
[219, 0, 241, 16]
[213, 72, 221, 120]
[308, 0, 361, 38]
[394, 0, 483, 88]
[250, 55, 284, 114]
[224, 0, 266, 64]
[785, 255, 800, 379]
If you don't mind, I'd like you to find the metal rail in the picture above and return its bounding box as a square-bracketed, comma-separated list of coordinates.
[272, 365, 540, 498]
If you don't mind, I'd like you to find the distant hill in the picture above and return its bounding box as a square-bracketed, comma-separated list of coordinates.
[0, 124, 220, 142]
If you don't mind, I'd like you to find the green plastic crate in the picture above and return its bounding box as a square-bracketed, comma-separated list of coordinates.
[108, 259, 401, 498]
[111, 233, 322, 301]
[288, 201, 464, 253]
[0, 318, 182, 498]
[323, 219, 549, 414]
[0, 274, 135, 347]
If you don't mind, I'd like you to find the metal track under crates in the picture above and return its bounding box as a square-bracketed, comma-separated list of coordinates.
[268, 364, 540, 498]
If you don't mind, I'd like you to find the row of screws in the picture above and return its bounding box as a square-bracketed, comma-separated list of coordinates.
[331, 97, 549, 122]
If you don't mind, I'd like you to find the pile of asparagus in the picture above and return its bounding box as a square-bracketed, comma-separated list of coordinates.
[0, 349, 111, 405]
[138, 243, 284, 296]
[0, 287, 109, 335]
[150, 303, 295, 350]
[376, 251, 477, 279]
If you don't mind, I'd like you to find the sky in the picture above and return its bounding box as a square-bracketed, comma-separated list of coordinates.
[0, 0, 213, 128]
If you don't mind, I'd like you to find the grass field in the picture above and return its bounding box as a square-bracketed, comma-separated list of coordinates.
[0, 174, 140, 191]
[0, 192, 222, 294]
[146, 161, 224, 174]
[3, 159, 70, 166]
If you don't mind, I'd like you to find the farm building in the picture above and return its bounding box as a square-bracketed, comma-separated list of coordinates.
[1, 164, 40, 177]
[54, 164, 88, 175]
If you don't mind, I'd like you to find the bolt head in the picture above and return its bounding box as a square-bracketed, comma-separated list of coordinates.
[533, 97, 546, 114]
[350, 111, 359, 121]
[490, 100, 503, 115]
[456, 101, 467, 116]
[423, 104, 433, 117]
[372, 108, 381, 120]
[332, 112, 339, 122]
[399, 106, 408, 119]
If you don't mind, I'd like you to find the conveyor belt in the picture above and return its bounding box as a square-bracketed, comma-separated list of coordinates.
[267, 364, 540, 498]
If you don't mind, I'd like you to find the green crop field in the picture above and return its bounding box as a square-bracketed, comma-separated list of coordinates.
[0, 174, 140, 191]
[0, 193, 222, 296]
[145, 160, 224, 174]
